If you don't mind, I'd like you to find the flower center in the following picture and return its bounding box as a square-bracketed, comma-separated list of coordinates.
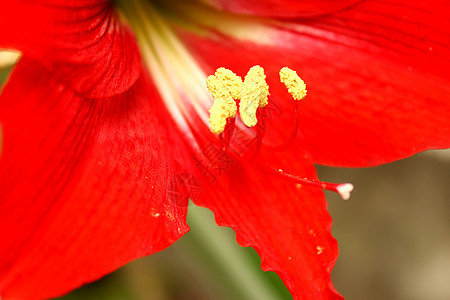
[117, 0, 354, 200]
[206, 65, 353, 200]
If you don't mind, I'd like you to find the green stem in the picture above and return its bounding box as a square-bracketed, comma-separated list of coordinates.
[185, 203, 290, 300]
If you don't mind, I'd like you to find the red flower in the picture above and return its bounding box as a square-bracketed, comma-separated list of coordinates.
[1, 0, 449, 299]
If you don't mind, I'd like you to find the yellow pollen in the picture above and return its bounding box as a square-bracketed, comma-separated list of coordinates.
[280, 67, 307, 100]
[214, 67, 243, 100]
[206, 75, 237, 134]
[239, 65, 270, 127]
[206, 65, 306, 134]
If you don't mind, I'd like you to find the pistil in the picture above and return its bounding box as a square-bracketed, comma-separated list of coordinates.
[272, 168, 354, 200]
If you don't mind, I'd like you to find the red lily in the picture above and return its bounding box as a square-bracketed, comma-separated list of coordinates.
[1, 0, 449, 299]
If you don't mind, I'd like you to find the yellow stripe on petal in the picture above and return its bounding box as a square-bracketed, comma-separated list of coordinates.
[0, 50, 20, 69]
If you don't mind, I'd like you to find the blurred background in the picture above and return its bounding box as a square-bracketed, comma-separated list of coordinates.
[1, 51, 449, 300]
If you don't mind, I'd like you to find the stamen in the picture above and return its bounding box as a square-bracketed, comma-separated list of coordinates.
[280, 67, 307, 100]
[263, 100, 300, 152]
[205, 66, 353, 199]
[239, 65, 270, 127]
[273, 168, 354, 200]
[206, 75, 238, 134]
[214, 68, 243, 100]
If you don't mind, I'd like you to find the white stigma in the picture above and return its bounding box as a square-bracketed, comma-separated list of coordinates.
[336, 183, 354, 200]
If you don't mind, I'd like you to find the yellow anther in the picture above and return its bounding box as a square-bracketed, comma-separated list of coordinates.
[206, 75, 237, 119]
[214, 68, 243, 100]
[206, 75, 237, 134]
[239, 65, 270, 127]
[280, 67, 307, 100]
[208, 99, 229, 135]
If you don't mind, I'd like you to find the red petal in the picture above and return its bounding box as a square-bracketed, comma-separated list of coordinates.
[0, 58, 190, 299]
[0, 1, 140, 98]
[202, 0, 360, 18]
[177, 0, 450, 167]
[194, 149, 342, 299]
